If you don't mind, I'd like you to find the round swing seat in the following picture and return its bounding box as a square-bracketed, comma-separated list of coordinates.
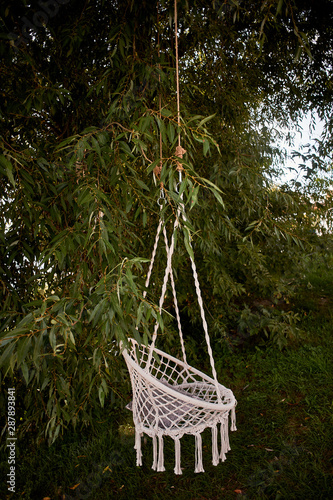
[122, 338, 236, 473]
[123, 338, 236, 435]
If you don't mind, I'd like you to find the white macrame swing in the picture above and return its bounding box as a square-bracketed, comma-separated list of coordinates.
[122, 0, 237, 475]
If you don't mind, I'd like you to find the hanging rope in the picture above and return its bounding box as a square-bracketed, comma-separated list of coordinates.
[122, 1, 237, 475]
[145, 215, 179, 370]
[173, 0, 222, 403]
[146, 0, 222, 398]
[154, 2, 163, 181]
[174, 0, 181, 148]
[146, 3, 186, 366]
[174, 0, 186, 169]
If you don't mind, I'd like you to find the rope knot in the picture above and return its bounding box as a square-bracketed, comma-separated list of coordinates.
[153, 161, 163, 179]
[175, 145, 186, 171]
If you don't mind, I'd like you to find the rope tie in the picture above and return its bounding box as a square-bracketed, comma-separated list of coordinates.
[175, 144, 186, 172]
[154, 164, 163, 179]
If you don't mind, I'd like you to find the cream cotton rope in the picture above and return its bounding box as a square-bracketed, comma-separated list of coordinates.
[122, 0, 237, 475]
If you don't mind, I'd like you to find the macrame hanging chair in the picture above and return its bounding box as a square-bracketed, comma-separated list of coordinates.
[122, 0, 237, 475]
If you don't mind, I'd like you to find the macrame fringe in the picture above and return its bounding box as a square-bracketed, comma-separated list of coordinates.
[135, 430, 142, 466]
[220, 417, 230, 462]
[195, 433, 204, 473]
[212, 425, 219, 466]
[152, 435, 158, 471]
[136, 418, 235, 473]
[231, 405, 237, 431]
[157, 435, 165, 472]
[174, 437, 182, 475]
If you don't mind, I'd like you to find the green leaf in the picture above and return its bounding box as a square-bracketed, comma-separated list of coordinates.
[91, 136, 101, 157]
[0, 155, 15, 187]
[197, 114, 215, 128]
[17, 336, 32, 365]
[0, 342, 16, 369]
[143, 211, 147, 227]
[212, 188, 224, 207]
[167, 122, 175, 144]
[203, 138, 210, 156]
[134, 178, 150, 191]
[160, 108, 172, 117]
[49, 328, 57, 351]
[190, 185, 200, 210]
[21, 362, 29, 385]
[119, 141, 134, 156]
[98, 385, 105, 407]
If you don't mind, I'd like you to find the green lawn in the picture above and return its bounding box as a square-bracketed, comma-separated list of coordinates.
[1, 272, 333, 500]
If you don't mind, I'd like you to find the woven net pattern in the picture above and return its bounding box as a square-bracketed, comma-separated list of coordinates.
[123, 338, 236, 473]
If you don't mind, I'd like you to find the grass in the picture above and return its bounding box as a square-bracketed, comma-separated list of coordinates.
[1, 263, 333, 499]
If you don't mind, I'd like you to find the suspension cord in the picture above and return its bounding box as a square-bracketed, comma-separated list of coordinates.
[174, 0, 180, 147]
[173, 0, 221, 402]
[174, 0, 186, 175]
[154, 2, 163, 183]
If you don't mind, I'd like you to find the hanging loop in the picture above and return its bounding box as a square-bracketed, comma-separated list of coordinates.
[157, 188, 166, 207]
[176, 168, 183, 196]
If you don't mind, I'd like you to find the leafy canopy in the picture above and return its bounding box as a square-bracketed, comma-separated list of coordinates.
[0, 0, 332, 442]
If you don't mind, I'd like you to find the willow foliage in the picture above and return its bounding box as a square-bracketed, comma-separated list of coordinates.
[0, 0, 332, 442]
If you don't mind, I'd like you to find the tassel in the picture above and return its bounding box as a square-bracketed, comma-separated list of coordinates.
[174, 437, 182, 475]
[194, 433, 204, 473]
[212, 425, 219, 466]
[219, 418, 228, 461]
[231, 405, 237, 431]
[134, 430, 142, 466]
[157, 435, 165, 472]
[225, 416, 231, 453]
[152, 435, 157, 471]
